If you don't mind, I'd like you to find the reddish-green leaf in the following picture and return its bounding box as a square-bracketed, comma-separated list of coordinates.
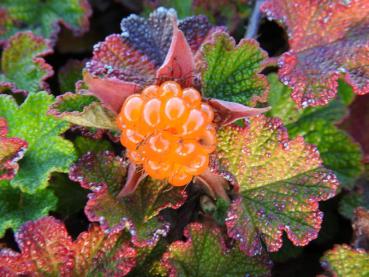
[0, 32, 53, 94]
[0, 118, 27, 180]
[261, 0, 369, 107]
[69, 151, 187, 246]
[322, 245, 369, 277]
[216, 115, 338, 255]
[0, 216, 137, 276]
[162, 223, 271, 277]
[0, 0, 91, 43]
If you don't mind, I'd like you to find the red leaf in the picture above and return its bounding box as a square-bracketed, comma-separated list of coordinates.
[0, 217, 137, 276]
[83, 70, 140, 113]
[207, 98, 271, 126]
[0, 118, 27, 180]
[261, 0, 369, 107]
[156, 25, 195, 87]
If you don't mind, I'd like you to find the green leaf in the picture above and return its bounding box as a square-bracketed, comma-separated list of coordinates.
[73, 136, 113, 157]
[322, 245, 369, 277]
[0, 181, 57, 236]
[0, 92, 76, 193]
[58, 59, 84, 92]
[201, 32, 269, 106]
[48, 93, 119, 130]
[162, 223, 271, 277]
[267, 74, 362, 188]
[216, 115, 338, 255]
[0, 0, 91, 43]
[69, 151, 187, 246]
[0, 32, 53, 94]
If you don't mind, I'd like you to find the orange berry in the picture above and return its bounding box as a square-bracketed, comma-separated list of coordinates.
[169, 167, 192, 186]
[120, 95, 144, 127]
[144, 159, 172, 179]
[184, 151, 209, 175]
[163, 97, 187, 125]
[198, 125, 217, 153]
[143, 98, 162, 128]
[181, 109, 206, 137]
[120, 129, 144, 150]
[201, 103, 214, 123]
[117, 81, 216, 187]
[144, 132, 176, 161]
[183, 88, 201, 108]
[160, 81, 182, 98]
[175, 140, 198, 163]
[142, 85, 160, 98]
[127, 150, 144, 164]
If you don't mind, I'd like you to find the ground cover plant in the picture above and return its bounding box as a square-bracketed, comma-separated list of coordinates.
[0, 0, 368, 276]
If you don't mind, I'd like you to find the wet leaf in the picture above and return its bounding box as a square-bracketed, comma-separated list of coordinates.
[267, 74, 362, 188]
[48, 93, 119, 130]
[0, 0, 91, 43]
[201, 32, 269, 106]
[0, 118, 27, 180]
[216, 115, 338, 255]
[0, 217, 137, 276]
[0, 32, 53, 94]
[0, 181, 57, 236]
[162, 223, 271, 277]
[322, 244, 369, 277]
[69, 151, 187, 246]
[261, 0, 369, 107]
[0, 92, 76, 193]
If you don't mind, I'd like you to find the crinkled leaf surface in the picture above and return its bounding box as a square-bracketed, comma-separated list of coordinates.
[0, 181, 56, 236]
[0, 32, 53, 94]
[162, 223, 271, 277]
[201, 32, 269, 106]
[48, 93, 118, 130]
[73, 136, 113, 157]
[267, 74, 362, 187]
[322, 245, 369, 277]
[58, 59, 84, 92]
[0, 118, 27, 180]
[0, 0, 91, 43]
[70, 151, 187, 246]
[216, 115, 338, 255]
[0, 92, 76, 193]
[0, 217, 137, 276]
[261, 0, 369, 107]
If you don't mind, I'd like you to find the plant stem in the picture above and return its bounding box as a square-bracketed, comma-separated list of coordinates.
[245, 0, 265, 39]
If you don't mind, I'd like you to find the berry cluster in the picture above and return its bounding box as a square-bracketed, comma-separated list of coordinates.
[117, 81, 216, 186]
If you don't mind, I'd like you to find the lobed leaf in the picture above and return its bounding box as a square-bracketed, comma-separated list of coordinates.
[261, 0, 369, 107]
[0, 216, 137, 276]
[162, 223, 271, 277]
[48, 92, 119, 130]
[0, 181, 57, 236]
[321, 245, 369, 277]
[0, 32, 53, 94]
[0, 0, 91, 43]
[216, 115, 338, 255]
[267, 74, 362, 187]
[0, 118, 27, 180]
[200, 32, 269, 106]
[70, 151, 187, 246]
[0, 92, 77, 193]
